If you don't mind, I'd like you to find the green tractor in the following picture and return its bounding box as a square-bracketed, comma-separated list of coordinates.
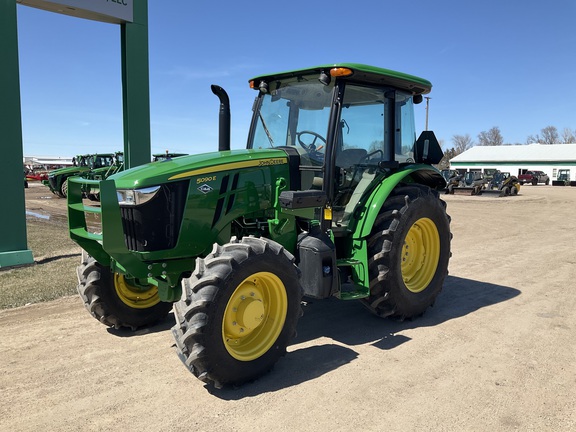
[44, 154, 91, 198]
[44, 152, 120, 198]
[68, 63, 451, 388]
[83, 152, 124, 201]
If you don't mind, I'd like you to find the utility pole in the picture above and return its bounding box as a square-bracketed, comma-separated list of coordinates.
[425, 97, 431, 131]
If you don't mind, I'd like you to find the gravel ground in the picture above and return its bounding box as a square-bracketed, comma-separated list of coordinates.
[1, 183, 575, 431]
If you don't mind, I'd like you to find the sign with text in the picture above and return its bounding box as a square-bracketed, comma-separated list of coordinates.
[17, 0, 133, 24]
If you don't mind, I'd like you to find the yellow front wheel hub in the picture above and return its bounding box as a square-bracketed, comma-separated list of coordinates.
[401, 217, 440, 293]
[222, 272, 288, 361]
[113, 274, 161, 309]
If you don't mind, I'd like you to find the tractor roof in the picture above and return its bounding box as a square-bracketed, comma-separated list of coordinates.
[250, 63, 432, 95]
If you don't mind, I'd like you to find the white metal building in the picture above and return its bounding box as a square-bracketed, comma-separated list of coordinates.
[449, 144, 576, 182]
[23, 155, 73, 168]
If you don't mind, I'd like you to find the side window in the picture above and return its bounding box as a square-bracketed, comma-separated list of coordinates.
[396, 91, 416, 162]
[340, 103, 387, 155]
[338, 85, 392, 164]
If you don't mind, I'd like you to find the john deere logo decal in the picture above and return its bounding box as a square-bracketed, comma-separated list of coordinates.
[198, 184, 213, 194]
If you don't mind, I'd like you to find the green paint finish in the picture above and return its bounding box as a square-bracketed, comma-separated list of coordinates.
[267, 177, 297, 252]
[121, 0, 151, 169]
[67, 60, 444, 304]
[352, 165, 439, 239]
[0, 0, 34, 267]
[0, 250, 34, 269]
[2, 0, 151, 267]
[68, 149, 295, 301]
[250, 63, 432, 95]
[109, 148, 289, 189]
[346, 165, 443, 293]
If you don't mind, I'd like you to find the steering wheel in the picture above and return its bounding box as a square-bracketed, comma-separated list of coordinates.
[359, 149, 384, 164]
[296, 130, 327, 153]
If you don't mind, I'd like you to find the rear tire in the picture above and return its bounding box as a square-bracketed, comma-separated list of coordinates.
[362, 184, 451, 319]
[76, 251, 172, 330]
[172, 236, 302, 388]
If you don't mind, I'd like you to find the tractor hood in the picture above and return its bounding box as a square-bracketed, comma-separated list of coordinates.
[49, 165, 90, 176]
[109, 148, 290, 189]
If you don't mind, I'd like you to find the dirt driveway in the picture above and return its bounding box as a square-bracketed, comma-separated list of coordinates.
[1, 184, 575, 431]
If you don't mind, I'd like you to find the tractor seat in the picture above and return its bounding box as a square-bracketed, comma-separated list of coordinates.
[336, 148, 368, 169]
[336, 148, 368, 189]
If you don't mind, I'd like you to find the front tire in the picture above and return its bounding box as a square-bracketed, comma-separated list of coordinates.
[362, 184, 451, 319]
[172, 236, 302, 388]
[77, 251, 172, 330]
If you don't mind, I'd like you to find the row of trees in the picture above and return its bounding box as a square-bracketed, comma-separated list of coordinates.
[438, 125, 576, 168]
[526, 126, 576, 145]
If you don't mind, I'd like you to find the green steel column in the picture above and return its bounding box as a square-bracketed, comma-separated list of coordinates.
[0, 0, 34, 268]
[121, 0, 151, 169]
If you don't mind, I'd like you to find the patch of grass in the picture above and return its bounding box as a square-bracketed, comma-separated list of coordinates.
[0, 218, 81, 309]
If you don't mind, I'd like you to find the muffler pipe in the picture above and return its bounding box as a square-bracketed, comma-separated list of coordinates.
[211, 85, 231, 152]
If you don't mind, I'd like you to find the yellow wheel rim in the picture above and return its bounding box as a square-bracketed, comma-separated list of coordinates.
[222, 272, 288, 361]
[401, 217, 441, 293]
[113, 274, 161, 309]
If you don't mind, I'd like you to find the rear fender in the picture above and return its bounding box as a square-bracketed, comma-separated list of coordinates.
[345, 165, 444, 292]
[352, 165, 445, 240]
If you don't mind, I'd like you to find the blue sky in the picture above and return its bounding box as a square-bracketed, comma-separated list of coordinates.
[16, 0, 576, 157]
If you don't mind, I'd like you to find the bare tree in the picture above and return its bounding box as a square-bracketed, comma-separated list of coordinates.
[541, 126, 559, 144]
[436, 134, 472, 169]
[452, 134, 474, 153]
[437, 147, 457, 170]
[527, 125, 561, 144]
[561, 128, 576, 144]
[477, 126, 503, 146]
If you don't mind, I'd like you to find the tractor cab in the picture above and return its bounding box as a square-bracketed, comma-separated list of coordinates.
[247, 64, 444, 232]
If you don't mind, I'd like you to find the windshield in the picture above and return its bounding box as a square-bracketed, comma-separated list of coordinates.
[90, 155, 114, 169]
[250, 76, 334, 165]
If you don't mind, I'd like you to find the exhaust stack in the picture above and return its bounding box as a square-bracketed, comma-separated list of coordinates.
[211, 85, 231, 152]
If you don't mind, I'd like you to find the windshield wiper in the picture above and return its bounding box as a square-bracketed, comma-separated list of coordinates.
[259, 112, 275, 146]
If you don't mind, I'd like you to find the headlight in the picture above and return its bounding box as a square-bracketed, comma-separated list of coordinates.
[117, 186, 161, 206]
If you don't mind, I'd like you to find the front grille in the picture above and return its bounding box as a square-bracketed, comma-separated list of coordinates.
[120, 180, 189, 252]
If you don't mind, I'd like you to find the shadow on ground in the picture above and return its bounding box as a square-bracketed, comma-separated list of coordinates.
[106, 312, 176, 337]
[208, 275, 521, 399]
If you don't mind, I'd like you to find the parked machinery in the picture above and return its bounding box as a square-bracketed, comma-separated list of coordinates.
[447, 171, 486, 195]
[485, 171, 520, 196]
[552, 169, 576, 186]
